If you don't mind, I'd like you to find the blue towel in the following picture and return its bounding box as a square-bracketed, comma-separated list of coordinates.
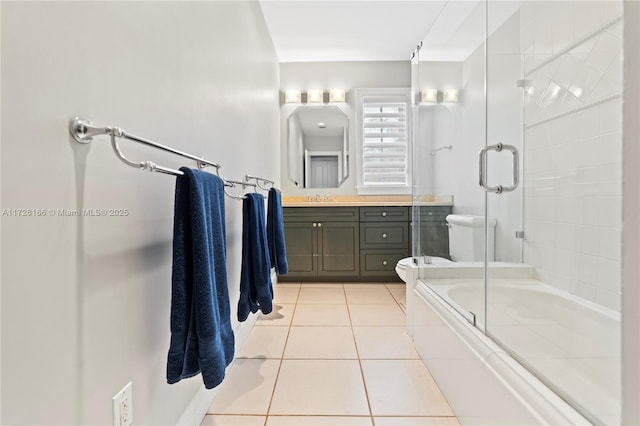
[267, 188, 288, 275]
[167, 167, 235, 389]
[238, 193, 273, 322]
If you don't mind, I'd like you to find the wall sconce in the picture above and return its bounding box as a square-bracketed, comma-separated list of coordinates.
[285, 90, 302, 103]
[284, 89, 347, 104]
[442, 89, 459, 103]
[420, 88, 460, 104]
[421, 89, 438, 103]
[306, 89, 324, 103]
[329, 89, 346, 103]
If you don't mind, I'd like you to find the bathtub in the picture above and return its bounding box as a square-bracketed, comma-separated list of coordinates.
[405, 263, 612, 425]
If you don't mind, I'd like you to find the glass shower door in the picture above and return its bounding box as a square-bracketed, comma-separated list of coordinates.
[484, 1, 623, 424]
[413, 0, 488, 328]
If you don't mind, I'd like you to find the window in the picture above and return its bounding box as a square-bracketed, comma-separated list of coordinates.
[356, 89, 411, 193]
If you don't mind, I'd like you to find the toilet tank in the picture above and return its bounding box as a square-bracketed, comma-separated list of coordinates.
[446, 214, 496, 262]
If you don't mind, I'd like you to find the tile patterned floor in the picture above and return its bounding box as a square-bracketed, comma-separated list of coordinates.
[202, 282, 459, 426]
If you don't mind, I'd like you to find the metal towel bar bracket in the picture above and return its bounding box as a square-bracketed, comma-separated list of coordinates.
[69, 116, 220, 176]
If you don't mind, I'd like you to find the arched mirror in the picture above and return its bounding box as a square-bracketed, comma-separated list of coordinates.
[287, 106, 349, 188]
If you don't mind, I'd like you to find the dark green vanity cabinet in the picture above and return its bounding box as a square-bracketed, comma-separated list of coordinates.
[281, 205, 451, 281]
[283, 207, 360, 279]
[415, 206, 453, 259]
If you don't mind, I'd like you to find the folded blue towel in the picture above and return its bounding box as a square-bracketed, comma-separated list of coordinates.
[167, 167, 234, 389]
[267, 188, 288, 275]
[238, 193, 273, 322]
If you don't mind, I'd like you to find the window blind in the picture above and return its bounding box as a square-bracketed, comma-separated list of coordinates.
[361, 96, 408, 186]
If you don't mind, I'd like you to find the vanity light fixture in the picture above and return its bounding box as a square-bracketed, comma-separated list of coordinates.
[285, 90, 302, 103]
[442, 89, 459, 103]
[306, 89, 324, 103]
[421, 88, 438, 103]
[329, 89, 346, 103]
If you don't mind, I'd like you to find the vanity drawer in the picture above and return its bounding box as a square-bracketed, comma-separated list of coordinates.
[360, 249, 408, 276]
[360, 206, 409, 222]
[360, 222, 409, 249]
[284, 207, 359, 222]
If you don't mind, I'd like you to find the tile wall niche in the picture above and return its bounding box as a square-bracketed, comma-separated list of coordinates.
[521, 1, 623, 311]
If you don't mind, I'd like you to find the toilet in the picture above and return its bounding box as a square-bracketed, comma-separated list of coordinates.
[446, 214, 496, 262]
[395, 214, 496, 282]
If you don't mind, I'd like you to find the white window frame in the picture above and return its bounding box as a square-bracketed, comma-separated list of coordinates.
[355, 88, 412, 195]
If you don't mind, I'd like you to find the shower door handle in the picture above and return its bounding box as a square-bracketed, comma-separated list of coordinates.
[479, 143, 519, 194]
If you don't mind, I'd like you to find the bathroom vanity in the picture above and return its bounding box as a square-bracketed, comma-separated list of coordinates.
[280, 196, 452, 282]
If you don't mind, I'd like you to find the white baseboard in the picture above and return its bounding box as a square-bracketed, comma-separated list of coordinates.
[176, 270, 277, 426]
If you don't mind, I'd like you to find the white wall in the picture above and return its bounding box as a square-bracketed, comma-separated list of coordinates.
[415, 62, 463, 198]
[1, 2, 279, 425]
[521, 1, 623, 310]
[280, 61, 410, 195]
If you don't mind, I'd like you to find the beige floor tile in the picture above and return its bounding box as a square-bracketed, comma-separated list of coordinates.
[353, 327, 419, 359]
[200, 415, 266, 426]
[208, 359, 280, 415]
[292, 304, 351, 326]
[257, 304, 294, 326]
[273, 287, 300, 304]
[361, 360, 454, 416]
[266, 416, 372, 425]
[236, 326, 289, 359]
[345, 287, 397, 304]
[343, 283, 385, 288]
[297, 287, 346, 304]
[284, 326, 357, 359]
[276, 283, 301, 288]
[385, 283, 406, 289]
[301, 282, 344, 288]
[388, 288, 406, 312]
[269, 360, 369, 415]
[374, 417, 459, 426]
[348, 304, 405, 326]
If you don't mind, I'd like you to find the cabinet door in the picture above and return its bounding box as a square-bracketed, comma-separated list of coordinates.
[317, 221, 360, 276]
[283, 221, 318, 277]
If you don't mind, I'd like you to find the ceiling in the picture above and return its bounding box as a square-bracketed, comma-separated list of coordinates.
[259, 1, 448, 62]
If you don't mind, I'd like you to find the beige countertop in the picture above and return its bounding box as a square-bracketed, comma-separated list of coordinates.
[282, 194, 453, 207]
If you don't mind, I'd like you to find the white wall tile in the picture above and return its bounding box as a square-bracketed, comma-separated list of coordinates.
[598, 228, 621, 260]
[577, 254, 599, 286]
[596, 257, 621, 293]
[576, 225, 599, 256]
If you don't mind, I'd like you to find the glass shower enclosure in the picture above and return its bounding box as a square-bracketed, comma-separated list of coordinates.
[411, 1, 623, 424]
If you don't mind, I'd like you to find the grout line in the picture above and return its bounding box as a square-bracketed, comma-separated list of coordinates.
[263, 286, 300, 426]
[344, 281, 376, 426]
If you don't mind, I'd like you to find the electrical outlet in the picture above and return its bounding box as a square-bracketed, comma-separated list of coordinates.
[112, 382, 133, 426]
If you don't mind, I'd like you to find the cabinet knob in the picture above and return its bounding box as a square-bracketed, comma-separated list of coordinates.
[382, 260, 388, 266]
[312, 223, 317, 228]
[382, 233, 387, 239]
[382, 211, 387, 217]
[318, 222, 322, 227]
